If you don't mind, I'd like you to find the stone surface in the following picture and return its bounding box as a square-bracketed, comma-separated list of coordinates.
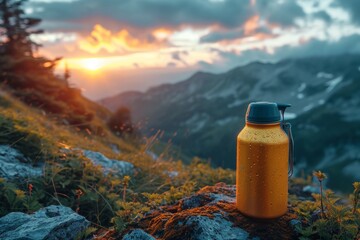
[82, 150, 134, 176]
[122, 229, 156, 240]
[132, 183, 301, 240]
[0, 145, 42, 179]
[0, 205, 90, 240]
[184, 214, 250, 240]
[146, 150, 158, 160]
[302, 185, 320, 194]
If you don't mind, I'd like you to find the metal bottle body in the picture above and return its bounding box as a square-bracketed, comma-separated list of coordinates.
[236, 122, 289, 219]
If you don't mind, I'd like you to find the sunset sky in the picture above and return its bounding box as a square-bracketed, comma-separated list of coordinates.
[26, 0, 360, 99]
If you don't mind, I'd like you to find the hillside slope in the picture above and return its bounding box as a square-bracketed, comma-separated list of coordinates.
[100, 54, 360, 191]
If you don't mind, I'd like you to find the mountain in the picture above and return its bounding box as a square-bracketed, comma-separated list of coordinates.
[100, 54, 360, 192]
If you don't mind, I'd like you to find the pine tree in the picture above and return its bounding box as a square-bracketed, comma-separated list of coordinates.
[63, 62, 70, 86]
[0, 0, 43, 57]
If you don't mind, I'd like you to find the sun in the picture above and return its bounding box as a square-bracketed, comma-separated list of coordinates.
[81, 58, 104, 71]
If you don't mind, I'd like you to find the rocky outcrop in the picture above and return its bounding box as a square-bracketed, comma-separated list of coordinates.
[82, 150, 134, 176]
[0, 145, 42, 179]
[123, 229, 156, 240]
[0, 205, 90, 240]
[127, 183, 300, 240]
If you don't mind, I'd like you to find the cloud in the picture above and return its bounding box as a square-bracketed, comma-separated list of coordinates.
[332, 0, 360, 24]
[200, 29, 244, 43]
[171, 50, 189, 66]
[312, 11, 332, 23]
[276, 34, 360, 58]
[30, 0, 255, 30]
[255, 0, 305, 26]
[78, 24, 166, 54]
[212, 34, 360, 70]
[199, 14, 275, 44]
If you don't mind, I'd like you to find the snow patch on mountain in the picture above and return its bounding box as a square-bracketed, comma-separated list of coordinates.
[185, 113, 209, 133]
[228, 99, 246, 108]
[303, 103, 315, 112]
[204, 85, 237, 100]
[216, 117, 238, 126]
[297, 93, 304, 99]
[284, 112, 297, 120]
[317, 72, 334, 79]
[316, 144, 360, 169]
[298, 83, 306, 92]
[326, 76, 343, 92]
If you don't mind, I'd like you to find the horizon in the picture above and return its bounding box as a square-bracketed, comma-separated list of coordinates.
[25, 0, 360, 99]
[98, 52, 360, 101]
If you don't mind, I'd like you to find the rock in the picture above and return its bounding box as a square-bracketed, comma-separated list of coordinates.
[184, 214, 250, 240]
[133, 184, 299, 240]
[289, 219, 302, 231]
[0, 205, 90, 240]
[302, 185, 320, 194]
[122, 229, 156, 240]
[310, 209, 323, 222]
[179, 193, 234, 210]
[0, 145, 42, 179]
[82, 150, 134, 176]
[146, 150, 158, 160]
[110, 144, 121, 154]
[163, 170, 179, 178]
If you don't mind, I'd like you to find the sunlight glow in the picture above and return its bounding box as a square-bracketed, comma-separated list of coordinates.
[81, 58, 105, 71]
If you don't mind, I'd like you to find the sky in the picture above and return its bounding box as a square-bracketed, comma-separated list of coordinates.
[26, 0, 360, 100]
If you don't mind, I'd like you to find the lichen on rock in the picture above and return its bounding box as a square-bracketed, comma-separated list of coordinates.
[127, 183, 299, 240]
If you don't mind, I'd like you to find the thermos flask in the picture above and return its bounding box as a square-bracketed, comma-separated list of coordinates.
[236, 102, 294, 219]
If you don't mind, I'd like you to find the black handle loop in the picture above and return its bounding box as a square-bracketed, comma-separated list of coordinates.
[277, 103, 294, 177]
[282, 122, 294, 177]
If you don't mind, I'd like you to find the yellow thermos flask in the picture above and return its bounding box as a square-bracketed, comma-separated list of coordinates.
[236, 102, 294, 219]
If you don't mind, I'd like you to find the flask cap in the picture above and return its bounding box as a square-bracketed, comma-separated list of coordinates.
[246, 102, 281, 124]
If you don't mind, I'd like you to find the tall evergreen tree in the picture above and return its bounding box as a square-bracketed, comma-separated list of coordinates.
[0, 0, 43, 57]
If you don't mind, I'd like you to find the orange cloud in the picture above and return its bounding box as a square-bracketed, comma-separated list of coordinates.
[79, 24, 166, 54]
[152, 28, 172, 40]
[244, 15, 260, 35]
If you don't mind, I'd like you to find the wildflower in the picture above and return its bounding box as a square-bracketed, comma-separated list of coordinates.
[313, 170, 327, 218]
[353, 182, 360, 193]
[75, 189, 83, 199]
[353, 182, 360, 214]
[28, 183, 33, 196]
[123, 176, 131, 186]
[313, 171, 327, 182]
[15, 190, 25, 199]
[122, 176, 131, 202]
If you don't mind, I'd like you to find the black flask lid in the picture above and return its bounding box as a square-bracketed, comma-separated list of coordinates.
[246, 102, 281, 124]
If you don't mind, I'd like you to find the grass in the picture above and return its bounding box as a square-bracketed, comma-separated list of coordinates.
[0, 83, 358, 240]
[0, 90, 235, 231]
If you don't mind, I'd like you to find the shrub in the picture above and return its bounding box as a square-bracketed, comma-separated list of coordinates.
[107, 107, 134, 136]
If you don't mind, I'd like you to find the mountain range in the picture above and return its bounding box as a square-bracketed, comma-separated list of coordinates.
[99, 54, 360, 192]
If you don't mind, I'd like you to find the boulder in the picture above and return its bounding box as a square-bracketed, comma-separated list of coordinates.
[123, 229, 156, 240]
[82, 150, 134, 176]
[182, 214, 251, 240]
[0, 205, 90, 240]
[0, 145, 42, 179]
[131, 183, 300, 240]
